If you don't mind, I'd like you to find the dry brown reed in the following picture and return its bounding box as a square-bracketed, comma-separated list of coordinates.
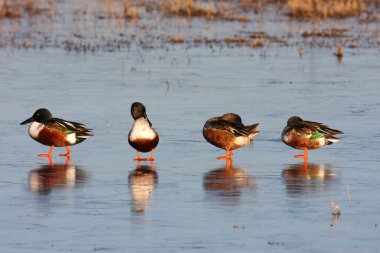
[250, 40, 265, 48]
[0, 0, 22, 18]
[0, 0, 375, 21]
[0, 0, 378, 51]
[159, 0, 220, 19]
[299, 47, 304, 59]
[330, 199, 341, 215]
[0, 0, 55, 18]
[167, 35, 186, 43]
[224, 37, 249, 44]
[335, 46, 344, 57]
[287, 0, 364, 19]
[123, 0, 140, 20]
[158, 0, 254, 22]
[193, 36, 204, 43]
[99, 0, 141, 19]
[302, 28, 349, 38]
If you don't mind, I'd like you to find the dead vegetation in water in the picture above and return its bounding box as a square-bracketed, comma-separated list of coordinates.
[169, 32, 281, 48]
[157, 0, 254, 22]
[330, 199, 341, 215]
[241, 31, 288, 47]
[334, 46, 344, 59]
[286, 0, 380, 19]
[0, 0, 378, 21]
[167, 35, 186, 44]
[0, 0, 142, 20]
[247, 31, 289, 45]
[0, 0, 56, 18]
[0, 0, 379, 51]
[224, 37, 249, 44]
[96, 0, 142, 20]
[287, 0, 364, 19]
[220, 31, 289, 48]
[159, 0, 220, 19]
[301, 28, 349, 38]
[155, 0, 378, 20]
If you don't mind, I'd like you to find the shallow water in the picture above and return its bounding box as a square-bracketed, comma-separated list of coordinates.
[1, 1, 379, 50]
[0, 46, 380, 252]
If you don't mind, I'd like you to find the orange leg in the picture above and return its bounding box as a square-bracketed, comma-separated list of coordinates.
[59, 146, 71, 157]
[135, 159, 155, 172]
[149, 160, 154, 170]
[134, 149, 156, 161]
[225, 157, 233, 171]
[134, 151, 147, 161]
[295, 148, 308, 161]
[65, 156, 71, 166]
[47, 155, 54, 168]
[135, 160, 141, 169]
[303, 159, 308, 170]
[217, 150, 233, 160]
[148, 149, 155, 161]
[38, 145, 54, 157]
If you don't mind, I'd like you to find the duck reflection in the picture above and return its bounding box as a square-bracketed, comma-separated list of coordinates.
[282, 163, 338, 196]
[128, 162, 158, 213]
[28, 162, 88, 194]
[203, 161, 256, 205]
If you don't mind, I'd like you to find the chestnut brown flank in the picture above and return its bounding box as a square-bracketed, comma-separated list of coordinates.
[129, 135, 159, 153]
[203, 128, 242, 151]
[287, 131, 321, 150]
[37, 128, 71, 147]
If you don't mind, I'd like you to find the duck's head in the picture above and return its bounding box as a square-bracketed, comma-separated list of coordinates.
[221, 113, 242, 124]
[131, 102, 147, 120]
[20, 108, 53, 125]
[287, 116, 303, 127]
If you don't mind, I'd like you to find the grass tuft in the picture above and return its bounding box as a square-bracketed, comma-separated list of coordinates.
[287, 0, 364, 19]
[330, 199, 341, 215]
[167, 35, 186, 43]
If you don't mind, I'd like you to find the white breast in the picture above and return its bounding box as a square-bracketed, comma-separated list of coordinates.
[129, 118, 156, 141]
[234, 136, 249, 146]
[29, 122, 44, 140]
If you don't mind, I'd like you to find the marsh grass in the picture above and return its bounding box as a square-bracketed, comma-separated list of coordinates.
[287, 0, 364, 19]
[0, 0, 22, 18]
[0, 0, 378, 51]
[156, 0, 374, 20]
[99, 0, 140, 19]
[160, 0, 220, 19]
[301, 28, 349, 38]
[167, 35, 186, 43]
[0, 0, 55, 18]
[0, 0, 376, 20]
[334, 46, 344, 58]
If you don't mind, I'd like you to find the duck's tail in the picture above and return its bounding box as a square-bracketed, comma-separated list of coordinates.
[247, 123, 260, 138]
[326, 136, 341, 145]
[247, 123, 260, 149]
[76, 129, 93, 144]
[322, 127, 343, 145]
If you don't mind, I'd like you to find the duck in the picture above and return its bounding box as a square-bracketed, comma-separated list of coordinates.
[128, 102, 159, 161]
[203, 113, 259, 160]
[20, 108, 93, 157]
[281, 116, 343, 159]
